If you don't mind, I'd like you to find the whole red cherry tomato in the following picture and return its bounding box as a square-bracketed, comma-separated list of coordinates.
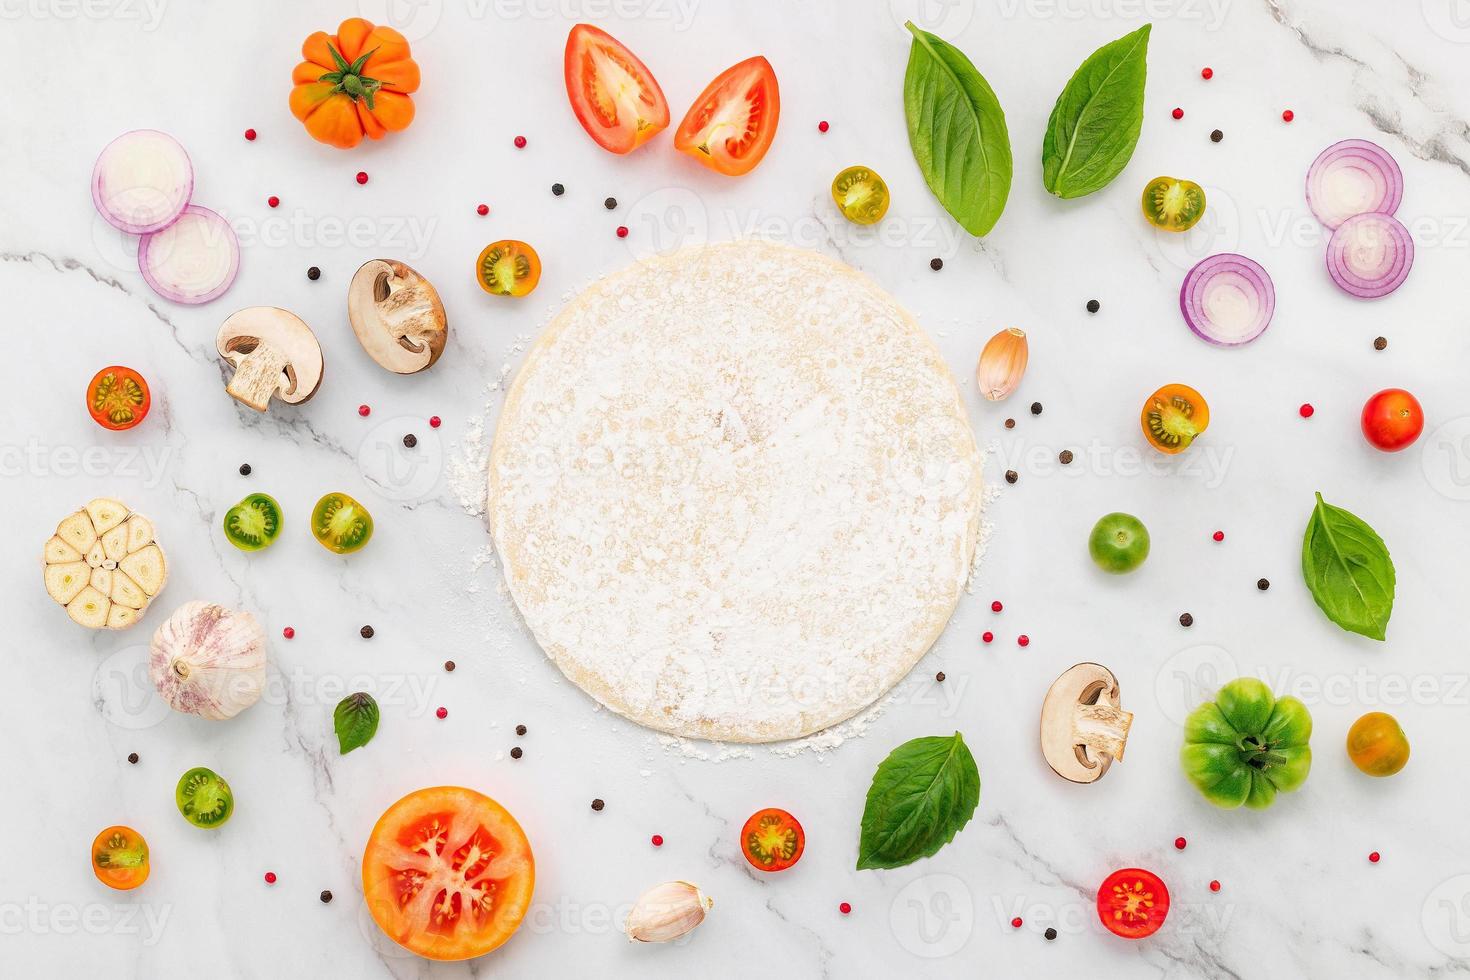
[1360, 388, 1423, 452]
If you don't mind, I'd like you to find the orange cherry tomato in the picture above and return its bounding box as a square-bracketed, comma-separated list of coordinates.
[740, 808, 805, 872]
[362, 787, 534, 961]
[1097, 867, 1169, 940]
[563, 24, 669, 154]
[1360, 388, 1424, 452]
[92, 826, 149, 890]
[674, 56, 780, 177]
[476, 240, 541, 297]
[1347, 711, 1410, 777]
[87, 366, 150, 431]
[1140, 383, 1209, 454]
[289, 18, 419, 149]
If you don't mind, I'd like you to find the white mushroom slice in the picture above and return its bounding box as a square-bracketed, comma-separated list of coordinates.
[111, 572, 146, 609]
[45, 536, 82, 563]
[216, 307, 324, 412]
[67, 586, 111, 628]
[57, 512, 97, 553]
[106, 605, 139, 630]
[119, 544, 166, 595]
[86, 498, 129, 535]
[347, 259, 448, 374]
[125, 515, 154, 553]
[1039, 663, 1133, 784]
[101, 524, 129, 562]
[90, 567, 114, 595]
[46, 562, 90, 604]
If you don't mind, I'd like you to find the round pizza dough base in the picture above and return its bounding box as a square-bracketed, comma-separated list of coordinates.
[488, 242, 983, 742]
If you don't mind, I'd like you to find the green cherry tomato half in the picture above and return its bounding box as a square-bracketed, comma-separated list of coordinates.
[312, 492, 373, 554]
[176, 767, 234, 829]
[1088, 513, 1150, 574]
[1141, 176, 1206, 232]
[831, 166, 890, 225]
[223, 493, 282, 552]
[1180, 677, 1312, 809]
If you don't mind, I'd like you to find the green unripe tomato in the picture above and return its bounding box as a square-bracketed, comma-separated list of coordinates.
[1088, 512, 1150, 573]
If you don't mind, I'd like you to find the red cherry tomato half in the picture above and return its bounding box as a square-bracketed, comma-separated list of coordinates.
[1097, 867, 1169, 939]
[674, 56, 780, 177]
[87, 366, 151, 430]
[1361, 388, 1424, 452]
[740, 807, 804, 872]
[563, 24, 669, 154]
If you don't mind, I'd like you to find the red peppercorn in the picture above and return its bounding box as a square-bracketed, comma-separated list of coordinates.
[1175, 837, 1187, 850]
[436, 707, 447, 719]
[616, 226, 629, 238]
[514, 135, 527, 148]
[1201, 67, 1213, 80]
[477, 204, 489, 216]
[839, 902, 851, 914]
[1282, 109, 1295, 122]
[358, 404, 371, 417]
[282, 626, 295, 639]
[356, 171, 369, 184]
[990, 600, 1003, 613]
[1172, 107, 1184, 120]
[429, 416, 442, 428]
[1212, 530, 1225, 542]
[264, 872, 277, 884]
[818, 120, 830, 133]
[1011, 917, 1023, 928]
[1369, 851, 1380, 863]
[1299, 403, 1314, 418]
[651, 834, 664, 847]
[244, 128, 257, 141]
[1017, 635, 1030, 647]
[1209, 880, 1221, 892]
[267, 196, 280, 208]
[981, 631, 993, 644]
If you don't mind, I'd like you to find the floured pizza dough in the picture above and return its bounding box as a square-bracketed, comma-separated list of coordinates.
[488, 242, 983, 742]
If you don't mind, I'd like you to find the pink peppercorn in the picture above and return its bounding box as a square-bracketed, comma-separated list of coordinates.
[1299, 403, 1314, 418]
[244, 128, 257, 141]
[1282, 109, 1295, 122]
[651, 834, 664, 847]
[477, 204, 489, 216]
[1017, 635, 1030, 647]
[1201, 67, 1213, 80]
[982, 631, 993, 644]
[991, 600, 1003, 613]
[264, 872, 277, 884]
[282, 626, 295, 639]
[1172, 107, 1184, 120]
[358, 404, 371, 417]
[267, 196, 279, 208]
[1210, 880, 1221, 892]
[429, 416, 442, 428]
[818, 121, 830, 133]
[1213, 531, 1225, 542]
[436, 707, 447, 719]
[839, 902, 851, 914]
[1175, 837, 1187, 850]
[356, 171, 368, 184]
[514, 135, 527, 148]
[616, 226, 629, 238]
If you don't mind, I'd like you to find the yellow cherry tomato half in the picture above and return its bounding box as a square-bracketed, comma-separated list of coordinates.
[92, 825, 149, 891]
[831, 166, 889, 225]
[1346, 711, 1410, 777]
[1141, 177, 1206, 232]
[476, 240, 541, 297]
[1140, 383, 1209, 455]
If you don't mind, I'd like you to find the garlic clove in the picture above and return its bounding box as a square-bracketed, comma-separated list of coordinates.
[625, 880, 713, 943]
[975, 326, 1029, 402]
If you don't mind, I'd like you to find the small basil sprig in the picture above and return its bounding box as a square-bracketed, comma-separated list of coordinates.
[858, 732, 980, 870]
[903, 22, 1012, 236]
[1042, 24, 1151, 199]
[333, 692, 380, 754]
[1301, 492, 1395, 640]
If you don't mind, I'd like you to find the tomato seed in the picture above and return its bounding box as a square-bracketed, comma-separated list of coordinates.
[514, 135, 527, 148]
[1175, 837, 1187, 850]
[282, 627, 295, 639]
[1017, 634, 1030, 647]
[355, 171, 368, 184]
[982, 631, 993, 643]
[616, 225, 629, 238]
[1011, 917, 1023, 928]
[1299, 403, 1314, 418]
[358, 404, 371, 417]
[429, 416, 442, 428]
[264, 872, 277, 884]
[477, 204, 489, 216]
[1369, 851, 1380, 863]
[436, 707, 447, 719]
[1201, 67, 1213, 80]
[839, 901, 852, 914]
[1210, 880, 1221, 892]
[320, 890, 333, 903]
[1213, 530, 1224, 542]
[128, 752, 139, 764]
[1172, 107, 1184, 120]
[1282, 109, 1295, 122]
[651, 834, 664, 846]
[991, 600, 1003, 613]
[818, 121, 830, 133]
[244, 128, 257, 141]
[267, 196, 279, 208]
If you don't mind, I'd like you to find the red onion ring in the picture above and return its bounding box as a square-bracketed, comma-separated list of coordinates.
[1326, 212, 1413, 299]
[1305, 139, 1403, 230]
[138, 205, 239, 305]
[92, 130, 193, 235]
[1179, 253, 1275, 347]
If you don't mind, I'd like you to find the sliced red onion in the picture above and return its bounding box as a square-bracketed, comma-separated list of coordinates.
[1179, 253, 1275, 347]
[1305, 139, 1403, 230]
[92, 130, 193, 235]
[1326, 212, 1413, 299]
[138, 205, 239, 305]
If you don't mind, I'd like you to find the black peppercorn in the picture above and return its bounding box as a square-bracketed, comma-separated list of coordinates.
[320, 890, 333, 903]
[515, 724, 527, 736]
[360, 625, 374, 639]
[1058, 450, 1073, 465]
[552, 183, 565, 196]
[1179, 612, 1194, 627]
[1210, 129, 1223, 143]
[402, 433, 417, 448]
[1030, 402, 1043, 415]
[604, 197, 617, 210]
[510, 746, 523, 759]
[306, 266, 321, 281]
[239, 463, 251, 476]
[127, 752, 139, 764]
[930, 257, 944, 271]
[1004, 418, 1015, 430]
[1257, 578, 1270, 591]
[444, 660, 456, 672]
[1086, 299, 1100, 313]
[1004, 470, 1018, 484]
[935, 671, 945, 682]
[1374, 336, 1387, 351]
[591, 798, 605, 811]
[1044, 927, 1057, 941]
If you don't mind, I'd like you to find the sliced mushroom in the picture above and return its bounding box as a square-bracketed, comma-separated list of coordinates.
[216, 307, 324, 412]
[347, 259, 447, 374]
[1040, 663, 1133, 784]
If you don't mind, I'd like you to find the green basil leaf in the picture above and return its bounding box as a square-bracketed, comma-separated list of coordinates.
[333, 692, 380, 754]
[903, 22, 1012, 236]
[857, 732, 980, 870]
[1042, 24, 1151, 199]
[1301, 491, 1395, 640]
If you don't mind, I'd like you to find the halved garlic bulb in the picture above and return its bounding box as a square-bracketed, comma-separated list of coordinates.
[43, 498, 166, 629]
[149, 601, 266, 720]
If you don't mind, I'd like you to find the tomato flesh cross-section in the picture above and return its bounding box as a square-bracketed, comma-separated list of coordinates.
[740, 807, 804, 872]
[1097, 867, 1169, 939]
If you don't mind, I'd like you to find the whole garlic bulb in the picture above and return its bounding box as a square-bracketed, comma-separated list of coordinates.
[625, 881, 713, 943]
[149, 601, 266, 720]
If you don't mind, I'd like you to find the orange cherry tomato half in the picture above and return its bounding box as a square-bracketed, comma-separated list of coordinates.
[1347, 711, 1410, 777]
[1360, 388, 1424, 452]
[92, 825, 149, 891]
[740, 807, 805, 872]
[476, 240, 541, 298]
[674, 56, 780, 177]
[362, 786, 535, 961]
[1097, 867, 1169, 940]
[1140, 383, 1209, 455]
[563, 24, 669, 154]
[87, 366, 151, 430]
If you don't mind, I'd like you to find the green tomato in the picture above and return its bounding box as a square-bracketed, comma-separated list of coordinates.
[312, 492, 373, 554]
[223, 493, 282, 551]
[176, 767, 234, 829]
[1180, 677, 1312, 809]
[1088, 513, 1150, 573]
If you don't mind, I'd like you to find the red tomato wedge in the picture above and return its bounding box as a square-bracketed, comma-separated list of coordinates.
[1097, 867, 1169, 939]
[564, 24, 669, 154]
[362, 787, 535, 961]
[674, 56, 780, 176]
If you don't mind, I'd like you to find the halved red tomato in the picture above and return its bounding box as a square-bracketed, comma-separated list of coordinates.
[674, 56, 780, 176]
[564, 24, 669, 154]
[740, 807, 804, 872]
[87, 366, 150, 430]
[363, 787, 534, 961]
[1097, 867, 1169, 939]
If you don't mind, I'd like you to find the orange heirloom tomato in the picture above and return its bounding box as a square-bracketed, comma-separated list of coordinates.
[87, 366, 150, 430]
[476, 240, 541, 297]
[1347, 711, 1410, 777]
[92, 826, 149, 891]
[363, 787, 534, 961]
[740, 808, 804, 872]
[1141, 383, 1209, 455]
[290, 18, 420, 149]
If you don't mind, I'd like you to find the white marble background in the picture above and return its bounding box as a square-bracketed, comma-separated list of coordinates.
[4, 0, 1470, 976]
